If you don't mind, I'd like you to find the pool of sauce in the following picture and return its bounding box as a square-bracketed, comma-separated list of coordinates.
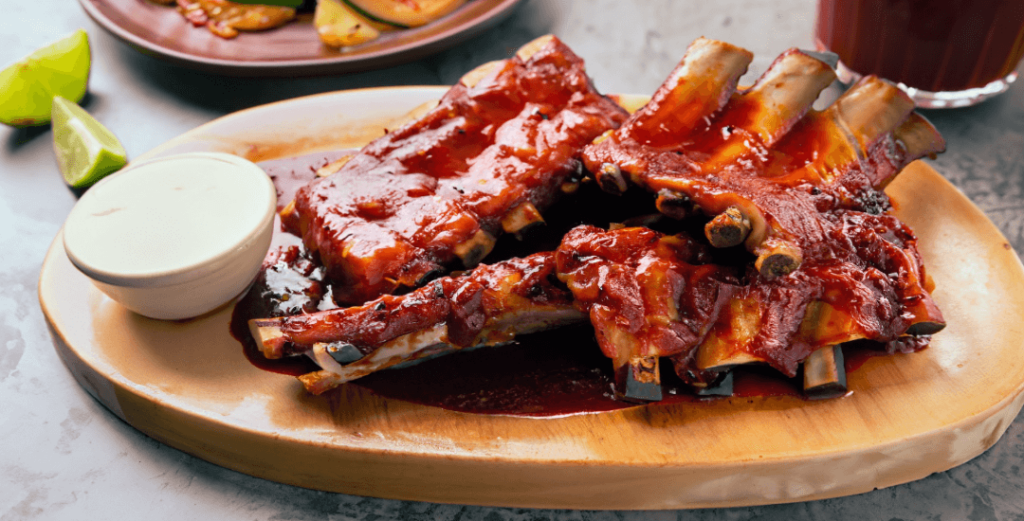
[231, 150, 923, 417]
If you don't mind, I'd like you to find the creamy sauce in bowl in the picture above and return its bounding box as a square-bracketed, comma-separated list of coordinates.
[63, 152, 277, 319]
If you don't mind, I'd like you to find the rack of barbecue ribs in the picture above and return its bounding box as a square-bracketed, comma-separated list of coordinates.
[583, 38, 945, 278]
[556, 218, 943, 402]
[249, 252, 585, 394]
[244, 37, 946, 403]
[282, 34, 628, 305]
[573, 37, 945, 399]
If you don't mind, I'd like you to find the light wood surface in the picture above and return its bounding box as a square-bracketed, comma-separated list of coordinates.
[39, 87, 1024, 509]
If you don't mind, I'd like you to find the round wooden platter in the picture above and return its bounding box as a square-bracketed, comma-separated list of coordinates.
[40, 87, 1024, 509]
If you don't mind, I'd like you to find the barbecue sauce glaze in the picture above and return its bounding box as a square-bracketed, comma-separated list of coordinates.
[231, 150, 929, 417]
[288, 37, 628, 305]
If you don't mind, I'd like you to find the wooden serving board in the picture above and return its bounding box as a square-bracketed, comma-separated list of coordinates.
[39, 87, 1024, 509]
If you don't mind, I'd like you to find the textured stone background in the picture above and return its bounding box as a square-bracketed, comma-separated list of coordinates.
[2, 0, 1023, 519]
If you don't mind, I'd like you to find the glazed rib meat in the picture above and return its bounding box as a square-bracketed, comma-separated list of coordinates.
[249, 252, 584, 394]
[692, 209, 944, 397]
[240, 37, 946, 405]
[556, 221, 944, 401]
[570, 38, 945, 400]
[582, 38, 946, 278]
[555, 225, 739, 401]
[287, 35, 628, 305]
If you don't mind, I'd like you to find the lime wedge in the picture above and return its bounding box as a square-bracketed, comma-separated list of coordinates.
[52, 96, 127, 188]
[0, 30, 91, 128]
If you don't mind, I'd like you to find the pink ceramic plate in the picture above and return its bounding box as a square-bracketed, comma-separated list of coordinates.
[79, 0, 523, 76]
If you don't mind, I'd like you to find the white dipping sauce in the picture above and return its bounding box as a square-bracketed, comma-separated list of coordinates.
[63, 152, 277, 319]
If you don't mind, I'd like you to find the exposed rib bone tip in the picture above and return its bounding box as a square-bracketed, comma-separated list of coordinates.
[319, 341, 364, 365]
[705, 206, 752, 248]
[755, 242, 803, 278]
[515, 35, 555, 61]
[316, 155, 353, 177]
[453, 229, 497, 268]
[695, 371, 734, 396]
[591, 129, 615, 145]
[893, 112, 947, 163]
[833, 76, 915, 148]
[655, 189, 691, 219]
[803, 345, 847, 399]
[596, 163, 628, 194]
[501, 201, 546, 239]
[618, 355, 662, 402]
[738, 50, 838, 146]
[279, 200, 296, 219]
[459, 60, 501, 88]
[249, 318, 288, 359]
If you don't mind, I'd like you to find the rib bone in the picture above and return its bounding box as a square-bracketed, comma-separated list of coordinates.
[705, 205, 752, 248]
[754, 240, 803, 278]
[501, 201, 545, 239]
[620, 38, 753, 148]
[655, 189, 691, 219]
[833, 76, 916, 154]
[803, 345, 847, 399]
[453, 229, 497, 267]
[702, 49, 837, 172]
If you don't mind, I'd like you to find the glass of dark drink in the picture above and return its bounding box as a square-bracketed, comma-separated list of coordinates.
[815, 0, 1024, 108]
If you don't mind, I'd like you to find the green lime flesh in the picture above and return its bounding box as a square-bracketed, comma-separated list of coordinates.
[52, 96, 127, 188]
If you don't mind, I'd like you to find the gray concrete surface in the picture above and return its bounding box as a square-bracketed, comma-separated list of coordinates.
[2, 0, 1023, 519]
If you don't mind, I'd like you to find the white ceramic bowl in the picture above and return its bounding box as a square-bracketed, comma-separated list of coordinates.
[63, 152, 277, 320]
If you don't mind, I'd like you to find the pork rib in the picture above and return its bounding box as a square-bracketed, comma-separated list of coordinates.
[691, 210, 944, 381]
[555, 222, 944, 401]
[582, 38, 945, 278]
[288, 35, 628, 305]
[249, 252, 584, 394]
[555, 225, 739, 401]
